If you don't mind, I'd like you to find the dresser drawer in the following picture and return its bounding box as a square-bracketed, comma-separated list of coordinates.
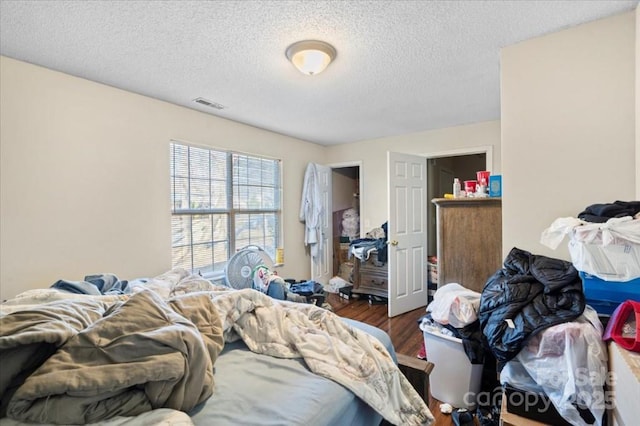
[359, 263, 387, 276]
[353, 258, 388, 298]
[359, 270, 388, 292]
[358, 277, 387, 298]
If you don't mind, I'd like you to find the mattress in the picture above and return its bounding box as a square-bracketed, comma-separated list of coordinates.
[188, 318, 395, 426]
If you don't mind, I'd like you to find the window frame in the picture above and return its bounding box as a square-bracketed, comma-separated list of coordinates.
[169, 141, 283, 278]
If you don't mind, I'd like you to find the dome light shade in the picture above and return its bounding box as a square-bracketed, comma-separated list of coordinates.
[286, 40, 336, 76]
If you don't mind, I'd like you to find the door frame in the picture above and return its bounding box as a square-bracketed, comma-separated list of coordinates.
[387, 145, 493, 316]
[327, 160, 364, 237]
[420, 145, 493, 170]
[325, 160, 363, 283]
[323, 148, 492, 316]
[424, 145, 494, 257]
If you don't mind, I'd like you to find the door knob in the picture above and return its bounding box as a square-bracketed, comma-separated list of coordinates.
[389, 240, 398, 246]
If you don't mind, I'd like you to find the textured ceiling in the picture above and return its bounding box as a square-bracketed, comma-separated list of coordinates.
[1, 0, 638, 146]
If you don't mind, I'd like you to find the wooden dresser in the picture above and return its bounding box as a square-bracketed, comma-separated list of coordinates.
[432, 197, 502, 293]
[352, 255, 388, 298]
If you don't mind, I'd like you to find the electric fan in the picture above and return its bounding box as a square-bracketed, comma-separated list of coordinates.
[224, 246, 274, 289]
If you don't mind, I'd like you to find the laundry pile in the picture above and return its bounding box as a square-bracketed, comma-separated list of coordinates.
[349, 222, 388, 265]
[542, 200, 640, 278]
[421, 245, 613, 426]
[480, 247, 608, 426]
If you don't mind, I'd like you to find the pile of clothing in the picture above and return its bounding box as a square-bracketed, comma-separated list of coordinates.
[541, 200, 640, 282]
[349, 222, 388, 265]
[480, 247, 607, 426]
[423, 247, 610, 426]
[577, 200, 640, 223]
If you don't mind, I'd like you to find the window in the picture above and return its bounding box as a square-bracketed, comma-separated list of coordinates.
[170, 142, 281, 276]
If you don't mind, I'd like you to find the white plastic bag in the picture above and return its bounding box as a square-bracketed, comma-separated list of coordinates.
[426, 283, 481, 328]
[568, 237, 640, 281]
[501, 306, 608, 426]
[541, 216, 640, 281]
[540, 217, 586, 250]
[326, 276, 350, 293]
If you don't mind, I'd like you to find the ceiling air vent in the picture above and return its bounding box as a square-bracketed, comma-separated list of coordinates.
[193, 97, 226, 110]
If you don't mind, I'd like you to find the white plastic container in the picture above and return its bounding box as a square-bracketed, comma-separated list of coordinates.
[452, 178, 461, 198]
[423, 327, 483, 409]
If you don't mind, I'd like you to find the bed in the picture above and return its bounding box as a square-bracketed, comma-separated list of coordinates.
[0, 269, 434, 426]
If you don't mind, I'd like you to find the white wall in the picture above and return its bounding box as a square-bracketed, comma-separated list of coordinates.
[501, 11, 636, 261]
[332, 170, 358, 212]
[0, 56, 325, 300]
[325, 120, 501, 233]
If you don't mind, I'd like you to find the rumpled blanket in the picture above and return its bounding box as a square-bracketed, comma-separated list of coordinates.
[51, 273, 131, 295]
[0, 269, 434, 426]
[210, 288, 433, 426]
[0, 409, 194, 426]
[0, 290, 224, 424]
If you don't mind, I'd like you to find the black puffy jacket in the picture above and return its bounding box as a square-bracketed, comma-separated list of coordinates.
[479, 247, 585, 370]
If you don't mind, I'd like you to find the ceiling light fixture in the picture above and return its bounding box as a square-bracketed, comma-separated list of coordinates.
[285, 40, 336, 76]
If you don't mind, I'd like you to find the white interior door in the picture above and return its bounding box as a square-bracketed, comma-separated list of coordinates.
[311, 164, 332, 286]
[387, 152, 429, 317]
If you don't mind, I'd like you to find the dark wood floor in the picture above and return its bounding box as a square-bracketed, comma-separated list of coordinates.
[326, 293, 461, 426]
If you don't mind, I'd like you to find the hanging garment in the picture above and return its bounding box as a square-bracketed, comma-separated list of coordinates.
[299, 163, 323, 260]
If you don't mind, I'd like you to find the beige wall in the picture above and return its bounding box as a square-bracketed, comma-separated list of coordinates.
[0, 56, 325, 300]
[325, 120, 501, 233]
[501, 11, 636, 261]
[331, 170, 358, 213]
[2, 9, 636, 300]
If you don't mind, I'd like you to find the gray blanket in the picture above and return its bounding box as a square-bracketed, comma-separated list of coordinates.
[0, 290, 223, 424]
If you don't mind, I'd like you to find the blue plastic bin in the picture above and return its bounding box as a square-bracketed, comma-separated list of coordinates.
[580, 271, 640, 316]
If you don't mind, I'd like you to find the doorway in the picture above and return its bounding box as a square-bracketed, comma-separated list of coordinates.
[323, 148, 491, 317]
[330, 164, 361, 280]
[426, 153, 487, 256]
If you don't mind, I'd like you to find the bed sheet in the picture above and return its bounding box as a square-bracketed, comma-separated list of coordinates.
[188, 318, 395, 426]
